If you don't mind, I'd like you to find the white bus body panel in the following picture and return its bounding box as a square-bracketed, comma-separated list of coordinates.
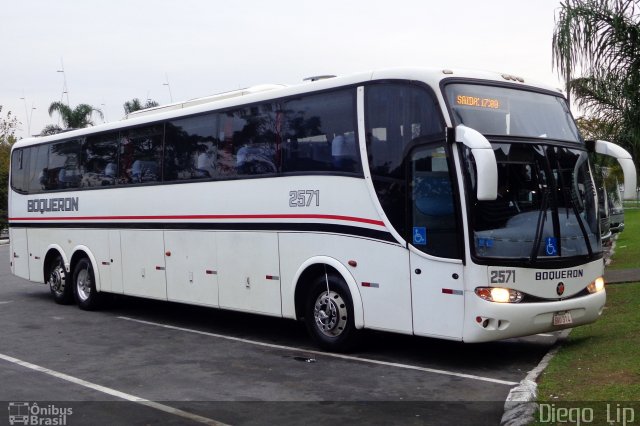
[121, 230, 167, 300]
[91, 230, 124, 294]
[107, 230, 124, 293]
[165, 231, 218, 307]
[10, 228, 29, 279]
[26, 229, 47, 283]
[491, 260, 603, 299]
[217, 232, 281, 316]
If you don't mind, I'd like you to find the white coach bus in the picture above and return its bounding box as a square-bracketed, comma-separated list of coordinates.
[8, 68, 637, 351]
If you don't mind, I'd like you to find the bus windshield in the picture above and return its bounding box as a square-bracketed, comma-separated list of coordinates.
[462, 142, 601, 262]
[445, 83, 580, 142]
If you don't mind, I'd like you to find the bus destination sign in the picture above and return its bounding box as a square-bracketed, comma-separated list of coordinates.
[455, 94, 503, 110]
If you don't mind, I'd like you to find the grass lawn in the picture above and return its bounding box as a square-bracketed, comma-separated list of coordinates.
[532, 283, 640, 425]
[608, 208, 640, 270]
[536, 282, 640, 401]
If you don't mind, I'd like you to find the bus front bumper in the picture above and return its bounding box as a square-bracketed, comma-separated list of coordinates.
[462, 289, 606, 343]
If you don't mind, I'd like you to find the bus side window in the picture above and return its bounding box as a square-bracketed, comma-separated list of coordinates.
[281, 89, 359, 174]
[216, 112, 239, 178]
[28, 144, 50, 193]
[82, 133, 119, 187]
[365, 83, 445, 238]
[119, 125, 163, 184]
[10, 149, 29, 193]
[410, 144, 461, 259]
[165, 113, 219, 181]
[226, 104, 278, 177]
[50, 139, 82, 190]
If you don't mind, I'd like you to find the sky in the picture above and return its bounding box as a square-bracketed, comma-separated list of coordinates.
[1, 0, 567, 140]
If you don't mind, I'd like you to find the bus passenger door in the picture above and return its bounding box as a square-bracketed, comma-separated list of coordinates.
[408, 144, 464, 339]
[410, 252, 464, 339]
[217, 232, 281, 316]
[164, 231, 219, 307]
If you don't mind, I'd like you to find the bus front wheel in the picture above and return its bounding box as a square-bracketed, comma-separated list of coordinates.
[48, 255, 74, 305]
[73, 258, 101, 310]
[304, 274, 357, 352]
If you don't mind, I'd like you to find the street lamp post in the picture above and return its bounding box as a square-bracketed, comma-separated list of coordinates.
[19, 96, 36, 136]
[57, 60, 70, 106]
[163, 74, 173, 103]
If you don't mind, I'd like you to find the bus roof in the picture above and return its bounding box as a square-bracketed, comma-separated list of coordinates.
[13, 67, 562, 150]
[124, 84, 288, 119]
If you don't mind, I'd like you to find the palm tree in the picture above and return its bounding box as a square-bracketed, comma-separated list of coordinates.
[552, 0, 640, 171]
[40, 124, 64, 136]
[123, 98, 159, 115]
[47, 102, 104, 130]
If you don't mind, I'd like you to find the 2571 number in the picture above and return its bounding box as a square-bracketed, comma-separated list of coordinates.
[289, 190, 320, 207]
[490, 269, 516, 284]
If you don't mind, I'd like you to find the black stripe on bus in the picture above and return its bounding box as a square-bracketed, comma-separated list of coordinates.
[8, 222, 398, 244]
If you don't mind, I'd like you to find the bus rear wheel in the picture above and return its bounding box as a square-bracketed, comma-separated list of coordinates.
[48, 255, 74, 305]
[73, 258, 101, 310]
[304, 274, 357, 352]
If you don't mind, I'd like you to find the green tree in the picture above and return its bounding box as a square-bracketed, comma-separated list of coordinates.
[576, 116, 624, 188]
[46, 102, 104, 131]
[40, 124, 64, 136]
[552, 0, 640, 177]
[575, 116, 618, 141]
[123, 98, 159, 115]
[0, 106, 19, 231]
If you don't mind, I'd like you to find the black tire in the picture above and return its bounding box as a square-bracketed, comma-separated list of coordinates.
[47, 255, 74, 305]
[73, 258, 102, 310]
[304, 274, 358, 352]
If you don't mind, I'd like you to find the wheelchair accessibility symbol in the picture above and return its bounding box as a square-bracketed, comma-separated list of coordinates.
[413, 227, 427, 246]
[545, 237, 558, 256]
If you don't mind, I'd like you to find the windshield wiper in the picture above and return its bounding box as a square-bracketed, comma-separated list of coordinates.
[529, 186, 549, 262]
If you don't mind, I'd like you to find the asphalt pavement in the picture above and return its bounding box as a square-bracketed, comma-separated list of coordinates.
[604, 268, 640, 284]
[0, 243, 565, 425]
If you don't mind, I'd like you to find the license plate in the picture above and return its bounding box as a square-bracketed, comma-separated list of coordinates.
[553, 311, 573, 326]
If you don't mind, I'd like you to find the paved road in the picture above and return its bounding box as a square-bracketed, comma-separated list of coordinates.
[0, 244, 560, 425]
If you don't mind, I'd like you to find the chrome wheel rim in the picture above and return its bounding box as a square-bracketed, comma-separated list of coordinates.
[313, 290, 348, 337]
[48, 264, 66, 296]
[76, 267, 92, 302]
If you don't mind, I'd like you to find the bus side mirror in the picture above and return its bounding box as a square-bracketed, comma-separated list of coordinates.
[589, 140, 638, 200]
[454, 125, 498, 201]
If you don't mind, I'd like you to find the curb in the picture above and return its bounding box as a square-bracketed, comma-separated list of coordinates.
[0, 239, 9, 246]
[500, 329, 571, 426]
[604, 238, 616, 267]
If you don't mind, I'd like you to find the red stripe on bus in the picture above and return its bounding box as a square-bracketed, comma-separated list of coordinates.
[8, 214, 385, 227]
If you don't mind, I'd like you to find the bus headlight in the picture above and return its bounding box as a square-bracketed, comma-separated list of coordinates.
[586, 277, 605, 294]
[475, 287, 524, 303]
